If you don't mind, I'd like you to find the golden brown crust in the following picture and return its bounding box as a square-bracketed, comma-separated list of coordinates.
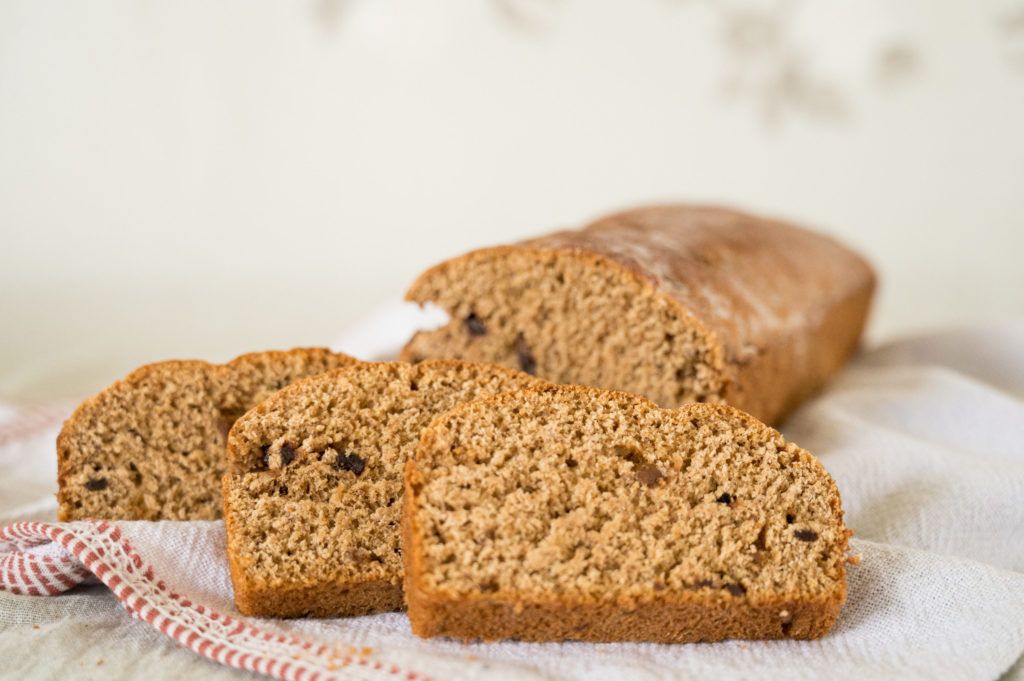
[721, 278, 874, 423]
[404, 587, 844, 643]
[403, 204, 875, 424]
[403, 385, 850, 643]
[57, 347, 356, 521]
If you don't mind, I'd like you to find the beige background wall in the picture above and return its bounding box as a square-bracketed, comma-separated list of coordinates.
[2, 0, 1022, 401]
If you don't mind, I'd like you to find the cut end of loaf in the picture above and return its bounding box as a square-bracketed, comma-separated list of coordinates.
[56, 348, 354, 521]
[402, 247, 725, 409]
[403, 386, 849, 643]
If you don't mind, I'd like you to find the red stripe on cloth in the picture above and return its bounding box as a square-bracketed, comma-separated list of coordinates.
[29, 559, 57, 595]
[53, 566, 79, 590]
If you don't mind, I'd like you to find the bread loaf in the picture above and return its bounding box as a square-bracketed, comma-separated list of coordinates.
[402, 204, 875, 424]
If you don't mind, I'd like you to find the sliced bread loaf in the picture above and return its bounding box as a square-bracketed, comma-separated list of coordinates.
[57, 348, 356, 520]
[403, 386, 850, 643]
[222, 359, 543, 618]
[402, 204, 875, 424]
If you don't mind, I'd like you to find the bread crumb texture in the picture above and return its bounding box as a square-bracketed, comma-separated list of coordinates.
[57, 348, 355, 520]
[222, 359, 542, 618]
[404, 385, 850, 643]
[402, 204, 874, 424]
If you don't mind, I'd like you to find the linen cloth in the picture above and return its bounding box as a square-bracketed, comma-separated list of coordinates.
[1, 310, 1023, 680]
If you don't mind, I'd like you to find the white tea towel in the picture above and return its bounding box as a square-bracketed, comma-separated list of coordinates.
[1, 313, 1023, 681]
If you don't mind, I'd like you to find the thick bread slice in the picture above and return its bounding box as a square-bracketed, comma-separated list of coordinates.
[222, 359, 543, 618]
[57, 348, 356, 520]
[404, 385, 850, 643]
[402, 204, 875, 424]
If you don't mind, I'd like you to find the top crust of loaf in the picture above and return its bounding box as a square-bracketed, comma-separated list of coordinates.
[527, 205, 875, 348]
[409, 204, 874, 355]
[404, 204, 875, 423]
[57, 347, 356, 520]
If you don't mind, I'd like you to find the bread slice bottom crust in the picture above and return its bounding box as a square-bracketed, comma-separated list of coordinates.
[404, 579, 844, 643]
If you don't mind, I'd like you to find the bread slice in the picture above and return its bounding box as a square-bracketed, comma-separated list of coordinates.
[402, 204, 875, 424]
[403, 385, 850, 643]
[57, 348, 356, 521]
[221, 359, 543, 618]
